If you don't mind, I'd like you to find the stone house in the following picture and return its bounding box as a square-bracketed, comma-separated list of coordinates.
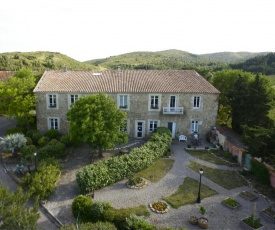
[33, 69, 220, 140]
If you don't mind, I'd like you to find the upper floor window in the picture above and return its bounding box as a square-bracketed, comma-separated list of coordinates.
[49, 117, 59, 130]
[191, 120, 199, 133]
[193, 96, 200, 108]
[70, 94, 79, 106]
[150, 95, 159, 109]
[48, 94, 57, 108]
[170, 96, 176, 107]
[149, 120, 158, 132]
[119, 95, 128, 109]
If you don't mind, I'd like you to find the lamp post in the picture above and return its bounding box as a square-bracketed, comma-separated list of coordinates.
[196, 167, 204, 203]
[34, 152, 37, 171]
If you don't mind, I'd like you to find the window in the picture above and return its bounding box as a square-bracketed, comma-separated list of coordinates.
[119, 95, 128, 109]
[48, 94, 57, 108]
[170, 96, 176, 107]
[191, 120, 199, 133]
[193, 96, 200, 108]
[70, 94, 79, 105]
[49, 118, 59, 130]
[120, 120, 128, 132]
[150, 95, 159, 109]
[149, 120, 158, 132]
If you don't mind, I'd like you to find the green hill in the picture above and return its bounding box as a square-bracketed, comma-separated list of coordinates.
[0, 51, 100, 72]
[85, 49, 270, 71]
[230, 53, 275, 75]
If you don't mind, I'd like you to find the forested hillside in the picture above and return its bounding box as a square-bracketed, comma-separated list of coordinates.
[0, 51, 99, 72]
[86, 49, 269, 71]
[230, 53, 275, 75]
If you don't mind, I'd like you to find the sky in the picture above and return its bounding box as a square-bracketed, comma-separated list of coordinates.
[1, 0, 274, 62]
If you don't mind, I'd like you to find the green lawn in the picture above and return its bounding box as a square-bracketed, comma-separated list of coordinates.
[189, 161, 248, 189]
[163, 177, 218, 208]
[136, 158, 174, 183]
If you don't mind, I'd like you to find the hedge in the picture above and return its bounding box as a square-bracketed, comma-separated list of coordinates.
[76, 129, 172, 194]
[251, 159, 270, 185]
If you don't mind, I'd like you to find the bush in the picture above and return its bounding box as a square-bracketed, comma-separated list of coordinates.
[60, 135, 71, 146]
[38, 136, 49, 147]
[91, 201, 115, 222]
[112, 211, 131, 230]
[25, 136, 33, 145]
[25, 129, 38, 138]
[125, 214, 156, 230]
[5, 127, 24, 135]
[45, 129, 60, 140]
[31, 132, 43, 145]
[72, 195, 93, 222]
[251, 159, 270, 185]
[37, 141, 65, 160]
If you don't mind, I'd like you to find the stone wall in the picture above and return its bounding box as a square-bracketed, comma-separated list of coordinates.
[35, 92, 219, 139]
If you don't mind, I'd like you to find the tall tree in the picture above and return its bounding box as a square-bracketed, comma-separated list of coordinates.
[228, 75, 251, 134]
[67, 93, 128, 157]
[242, 125, 275, 163]
[0, 183, 39, 230]
[0, 69, 37, 130]
[246, 74, 273, 127]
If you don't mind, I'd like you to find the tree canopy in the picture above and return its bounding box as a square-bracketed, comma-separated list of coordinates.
[67, 93, 128, 157]
[0, 183, 39, 230]
[0, 69, 39, 129]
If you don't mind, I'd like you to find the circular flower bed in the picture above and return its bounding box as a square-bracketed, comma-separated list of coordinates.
[149, 200, 169, 214]
[126, 176, 147, 189]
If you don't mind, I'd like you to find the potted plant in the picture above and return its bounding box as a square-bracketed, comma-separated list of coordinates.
[198, 206, 209, 229]
[221, 197, 241, 210]
[126, 176, 147, 189]
[260, 206, 275, 223]
[149, 200, 169, 214]
[239, 190, 258, 201]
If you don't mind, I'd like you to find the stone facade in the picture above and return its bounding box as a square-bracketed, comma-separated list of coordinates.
[35, 91, 219, 140]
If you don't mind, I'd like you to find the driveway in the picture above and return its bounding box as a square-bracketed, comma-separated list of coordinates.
[44, 141, 275, 230]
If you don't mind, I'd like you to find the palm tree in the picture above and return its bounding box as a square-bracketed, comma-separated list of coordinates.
[0, 133, 27, 157]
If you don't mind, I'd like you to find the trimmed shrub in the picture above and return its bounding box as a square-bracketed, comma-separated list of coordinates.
[60, 135, 71, 146]
[5, 127, 24, 135]
[25, 136, 33, 145]
[20, 145, 36, 158]
[72, 195, 93, 222]
[76, 130, 172, 194]
[31, 132, 43, 145]
[45, 129, 60, 140]
[156, 127, 172, 135]
[25, 129, 38, 138]
[251, 159, 270, 185]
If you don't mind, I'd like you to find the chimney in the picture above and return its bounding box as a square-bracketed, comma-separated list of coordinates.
[63, 67, 68, 72]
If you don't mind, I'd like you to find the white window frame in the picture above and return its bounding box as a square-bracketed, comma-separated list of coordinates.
[120, 119, 128, 133]
[193, 96, 201, 109]
[149, 94, 161, 110]
[170, 95, 176, 108]
[191, 120, 199, 133]
[68, 94, 79, 107]
[118, 94, 129, 109]
[47, 94, 58, 109]
[148, 120, 159, 133]
[48, 117, 59, 130]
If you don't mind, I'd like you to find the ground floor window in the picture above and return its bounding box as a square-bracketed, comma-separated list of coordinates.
[49, 118, 59, 130]
[149, 120, 158, 132]
[191, 120, 199, 133]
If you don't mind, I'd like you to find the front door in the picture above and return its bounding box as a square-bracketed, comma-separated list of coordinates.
[168, 122, 176, 138]
[135, 121, 144, 138]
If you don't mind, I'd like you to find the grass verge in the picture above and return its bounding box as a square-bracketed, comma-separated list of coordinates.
[117, 205, 150, 217]
[186, 150, 229, 165]
[189, 161, 248, 189]
[163, 177, 218, 208]
[136, 158, 174, 183]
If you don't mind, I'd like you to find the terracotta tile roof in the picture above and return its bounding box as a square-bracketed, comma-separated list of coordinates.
[33, 70, 220, 94]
